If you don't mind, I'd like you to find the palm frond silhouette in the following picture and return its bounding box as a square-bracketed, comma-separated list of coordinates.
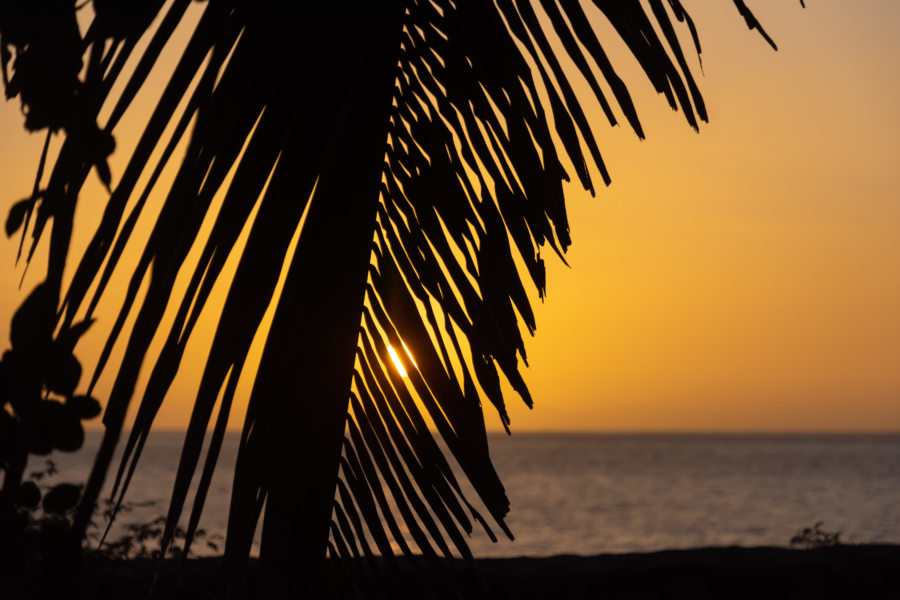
[1, 1, 791, 596]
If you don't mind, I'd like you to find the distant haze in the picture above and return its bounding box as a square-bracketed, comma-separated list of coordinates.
[1, 1, 898, 432]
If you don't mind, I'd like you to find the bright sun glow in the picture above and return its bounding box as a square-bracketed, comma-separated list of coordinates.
[386, 345, 408, 378]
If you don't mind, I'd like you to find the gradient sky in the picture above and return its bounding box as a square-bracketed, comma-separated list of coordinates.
[1, 1, 898, 432]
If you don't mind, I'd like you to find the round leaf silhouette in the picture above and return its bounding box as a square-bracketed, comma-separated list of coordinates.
[45, 349, 82, 397]
[5, 197, 31, 237]
[66, 395, 101, 420]
[53, 418, 85, 453]
[42, 483, 81, 514]
[17, 480, 41, 509]
[28, 400, 85, 454]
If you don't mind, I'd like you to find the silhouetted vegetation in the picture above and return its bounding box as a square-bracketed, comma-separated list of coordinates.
[1, 1, 795, 597]
[0, 283, 99, 585]
[791, 521, 842, 550]
[83, 497, 224, 560]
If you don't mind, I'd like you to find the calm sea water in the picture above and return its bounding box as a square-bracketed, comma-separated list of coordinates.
[34, 432, 900, 557]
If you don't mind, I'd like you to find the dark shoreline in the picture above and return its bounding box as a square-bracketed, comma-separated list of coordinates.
[22, 544, 900, 599]
[471, 545, 900, 599]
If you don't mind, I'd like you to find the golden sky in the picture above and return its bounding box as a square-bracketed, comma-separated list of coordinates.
[1, 1, 898, 432]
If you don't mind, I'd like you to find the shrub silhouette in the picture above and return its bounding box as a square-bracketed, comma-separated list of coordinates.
[1, 284, 100, 579]
[791, 521, 842, 550]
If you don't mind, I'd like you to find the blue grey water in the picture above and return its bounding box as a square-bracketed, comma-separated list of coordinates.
[36, 432, 900, 557]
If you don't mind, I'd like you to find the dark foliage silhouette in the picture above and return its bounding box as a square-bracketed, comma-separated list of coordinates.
[0, 284, 99, 584]
[1, 1, 794, 597]
[791, 522, 842, 550]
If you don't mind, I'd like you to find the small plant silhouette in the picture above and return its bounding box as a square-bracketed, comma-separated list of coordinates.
[0, 283, 100, 575]
[790, 521, 842, 549]
[86, 498, 224, 560]
[11, 467, 221, 564]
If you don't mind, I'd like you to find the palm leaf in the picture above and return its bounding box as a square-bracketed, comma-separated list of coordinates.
[1, 0, 791, 596]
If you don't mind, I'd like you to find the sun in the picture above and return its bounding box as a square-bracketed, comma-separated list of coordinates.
[386, 342, 417, 378]
[386, 345, 408, 378]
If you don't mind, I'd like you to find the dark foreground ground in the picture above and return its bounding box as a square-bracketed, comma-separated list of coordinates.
[20, 545, 900, 599]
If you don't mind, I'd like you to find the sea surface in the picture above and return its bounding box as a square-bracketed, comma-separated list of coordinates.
[34, 432, 900, 557]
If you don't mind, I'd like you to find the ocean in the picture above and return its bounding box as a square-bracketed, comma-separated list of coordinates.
[34, 432, 900, 557]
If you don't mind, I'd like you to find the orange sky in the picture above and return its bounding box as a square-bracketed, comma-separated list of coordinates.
[1, 1, 898, 432]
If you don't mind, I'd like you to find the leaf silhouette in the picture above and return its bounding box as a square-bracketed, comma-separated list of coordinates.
[5, 197, 31, 237]
[44, 349, 81, 397]
[10, 282, 55, 355]
[42, 483, 82, 514]
[66, 395, 102, 420]
[16, 480, 41, 509]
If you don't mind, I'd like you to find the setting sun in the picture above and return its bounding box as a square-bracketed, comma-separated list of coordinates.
[386, 344, 408, 378]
